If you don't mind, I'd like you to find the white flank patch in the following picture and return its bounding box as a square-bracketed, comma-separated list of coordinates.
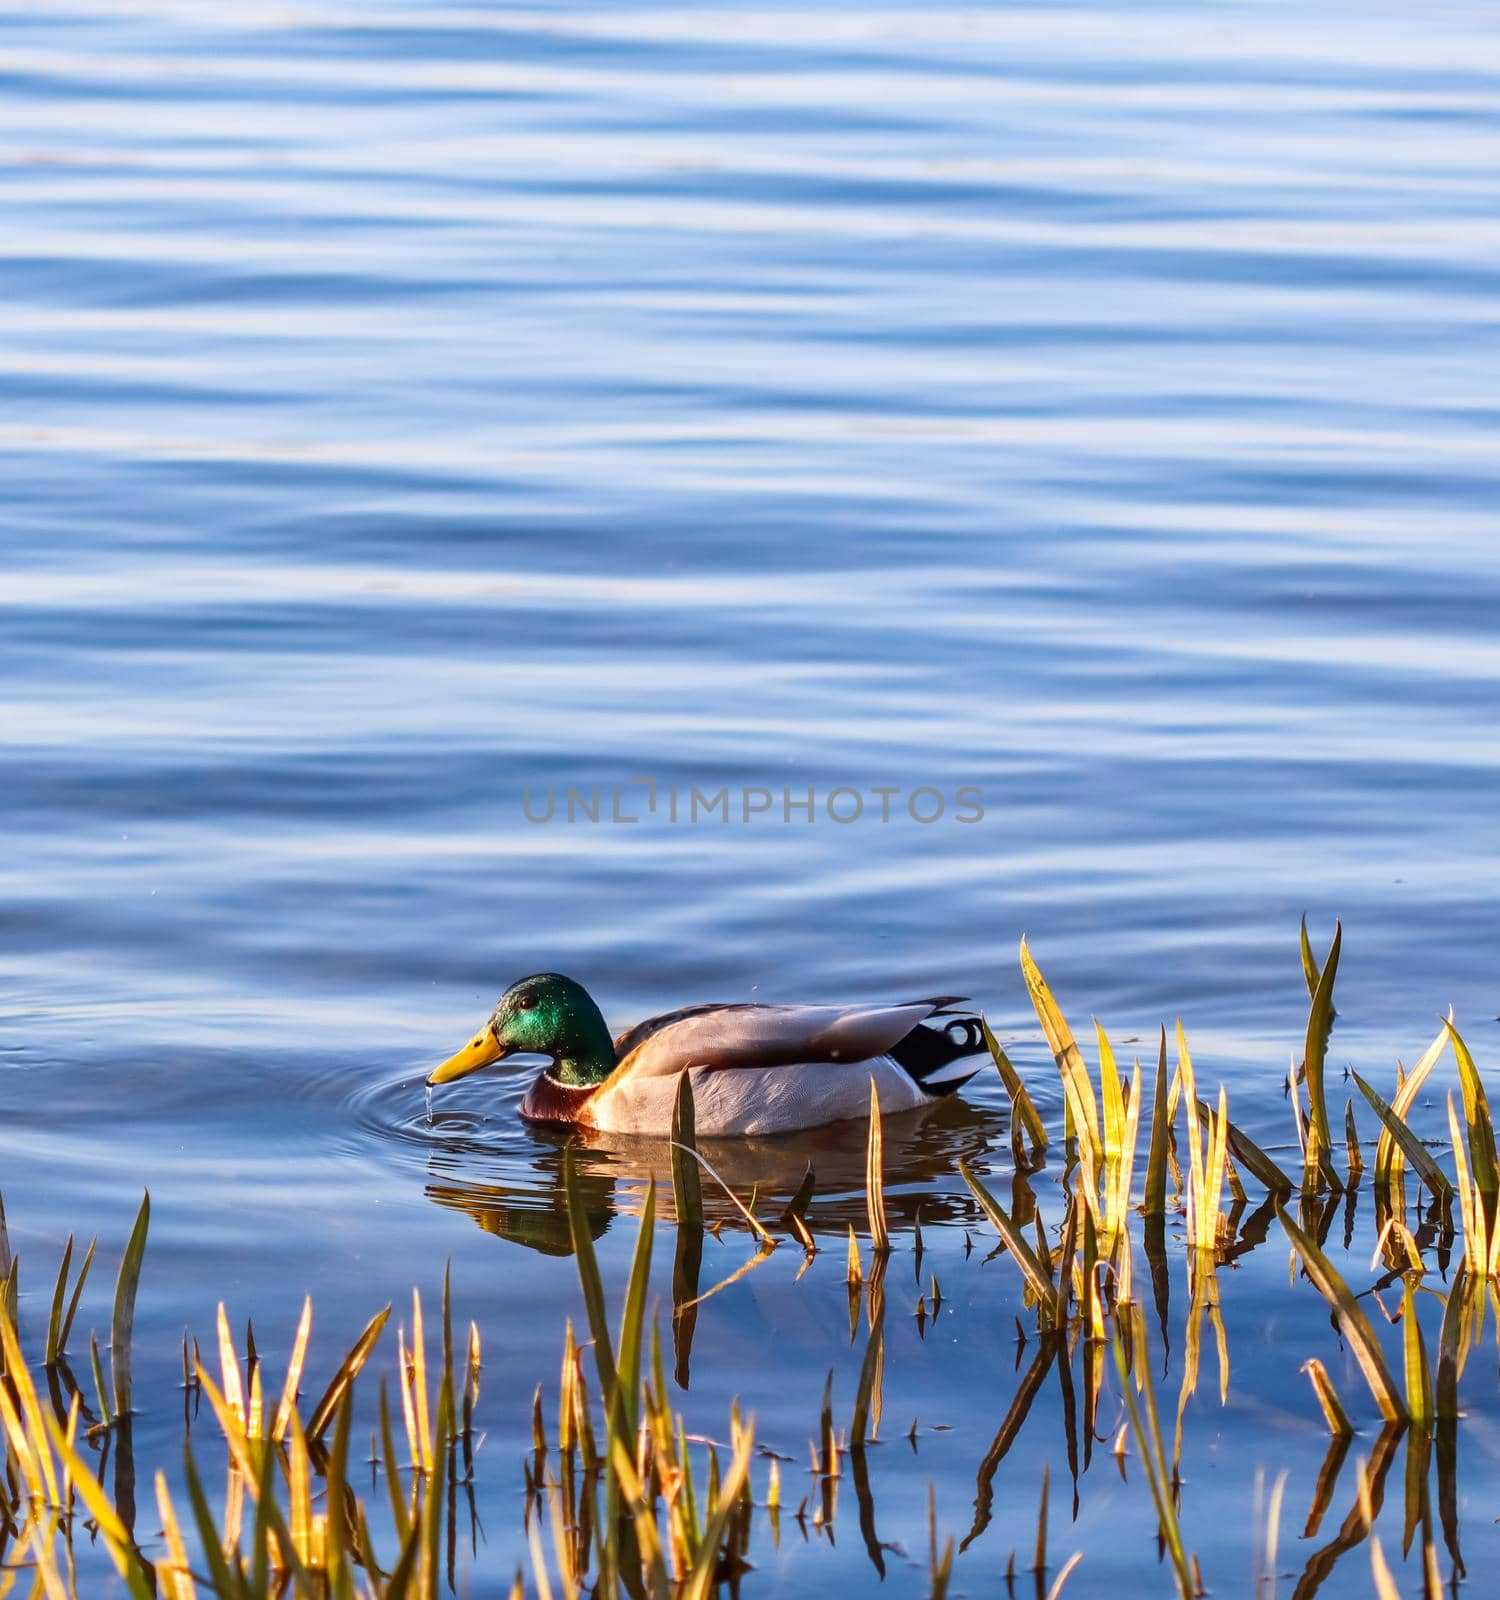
[588, 1055, 929, 1136]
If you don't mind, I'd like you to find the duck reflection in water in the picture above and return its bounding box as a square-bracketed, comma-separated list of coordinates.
[423, 1091, 1009, 1393]
[422, 1092, 1008, 1256]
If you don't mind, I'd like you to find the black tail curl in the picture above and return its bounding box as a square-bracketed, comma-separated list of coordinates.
[889, 1014, 987, 1094]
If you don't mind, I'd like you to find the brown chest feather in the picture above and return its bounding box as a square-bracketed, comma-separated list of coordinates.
[519, 1072, 596, 1126]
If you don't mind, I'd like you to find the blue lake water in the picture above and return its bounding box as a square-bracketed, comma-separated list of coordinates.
[3, 3, 1500, 1594]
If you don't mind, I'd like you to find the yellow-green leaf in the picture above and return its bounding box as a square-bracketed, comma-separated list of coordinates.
[1445, 1018, 1498, 1200]
[1354, 1073, 1453, 1202]
[959, 1160, 1060, 1324]
[1020, 939, 1101, 1179]
[1278, 1204, 1405, 1422]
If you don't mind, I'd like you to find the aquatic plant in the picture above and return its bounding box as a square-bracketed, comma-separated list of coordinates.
[5, 920, 1500, 1597]
[0, 1197, 470, 1598]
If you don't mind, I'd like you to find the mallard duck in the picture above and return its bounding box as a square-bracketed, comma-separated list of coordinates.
[427, 973, 987, 1136]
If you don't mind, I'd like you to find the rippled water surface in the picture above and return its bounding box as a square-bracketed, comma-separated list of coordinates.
[4, 3, 1500, 1594]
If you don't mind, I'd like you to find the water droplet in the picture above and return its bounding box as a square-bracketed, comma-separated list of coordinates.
[424, 1085, 433, 1124]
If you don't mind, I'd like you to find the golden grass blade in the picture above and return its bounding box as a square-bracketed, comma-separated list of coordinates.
[1447, 1093, 1485, 1277]
[958, 1160, 1061, 1323]
[249, 1431, 284, 1594]
[1303, 1117, 1327, 1200]
[286, 1406, 313, 1566]
[1203, 1086, 1231, 1246]
[1110, 1327, 1193, 1599]
[442, 1257, 455, 1419]
[110, 1189, 150, 1417]
[390, 1327, 414, 1473]
[681, 1419, 754, 1600]
[272, 1295, 313, 1443]
[54, 1237, 95, 1362]
[1377, 1023, 1448, 1187]
[181, 1439, 240, 1597]
[0, 1308, 60, 1507]
[1223, 1148, 1247, 1207]
[254, 1438, 294, 1588]
[215, 1302, 245, 1426]
[412, 1288, 432, 1472]
[614, 1179, 656, 1444]
[1142, 1026, 1170, 1217]
[1301, 921, 1342, 1185]
[1402, 1280, 1433, 1428]
[564, 1145, 619, 1405]
[0, 1354, 48, 1506]
[305, 1303, 392, 1443]
[155, 1470, 198, 1600]
[89, 1329, 112, 1426]
[378, 1377, 411, 1545]
[246, 1357, 262, 1440]
[1354, 1072, 1453, 1202]
[45, 1414, 155, 1600]
[1080, 1201, 1104, 1341]
[1108, 1058, 1143, 1252]
[468, 1318, 482, 1411]
[1445, 1017, 1499, 1200]
[1278, 1204, 1406, 1422]
[558, 1318, 577, 1456]
[1301, 1359, 1353, 1437]
[545, 1476, 582, 1600]
[1114, 1214, 1136, 1306]
[323, 1390, 357, 1595]
[679, 1412, 701, 1552]
[1177, 1023, 1206, 1244]
[1345, 1100, 1364, 1180]
[1435, 1268, 1470, 1422]
[846, 1225, 863, 1287]
[671, 1072, 704, 1233]
[194, 1362, 257, 1486]
[866, 1079, 890, 1255]
[1055, 1199, 1080, 1324]
[381, 1493, 427, 1600]
[1299, 914, 1321, 999]
[1021, 939, 1102, 1179]
[780, 1166, 817, 1252]
[982, 1017, 1049, 1152]
[44, 1235, 73, 1367]
[1097, 1021, 1124, 1169]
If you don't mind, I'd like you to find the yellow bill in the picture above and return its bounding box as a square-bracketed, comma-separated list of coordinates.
[428, 1024, 510, 1086]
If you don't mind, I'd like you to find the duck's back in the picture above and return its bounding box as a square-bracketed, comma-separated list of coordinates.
[610, 998, 966, 1078]
[580, 995, 981, 1135]
[586, 1053, 930, 1136]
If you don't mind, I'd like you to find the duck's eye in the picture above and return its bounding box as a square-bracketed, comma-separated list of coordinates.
[517, 995, 536, 1011]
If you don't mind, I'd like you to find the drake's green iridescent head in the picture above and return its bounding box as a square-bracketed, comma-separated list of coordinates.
[427, 973, 616, 1088]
